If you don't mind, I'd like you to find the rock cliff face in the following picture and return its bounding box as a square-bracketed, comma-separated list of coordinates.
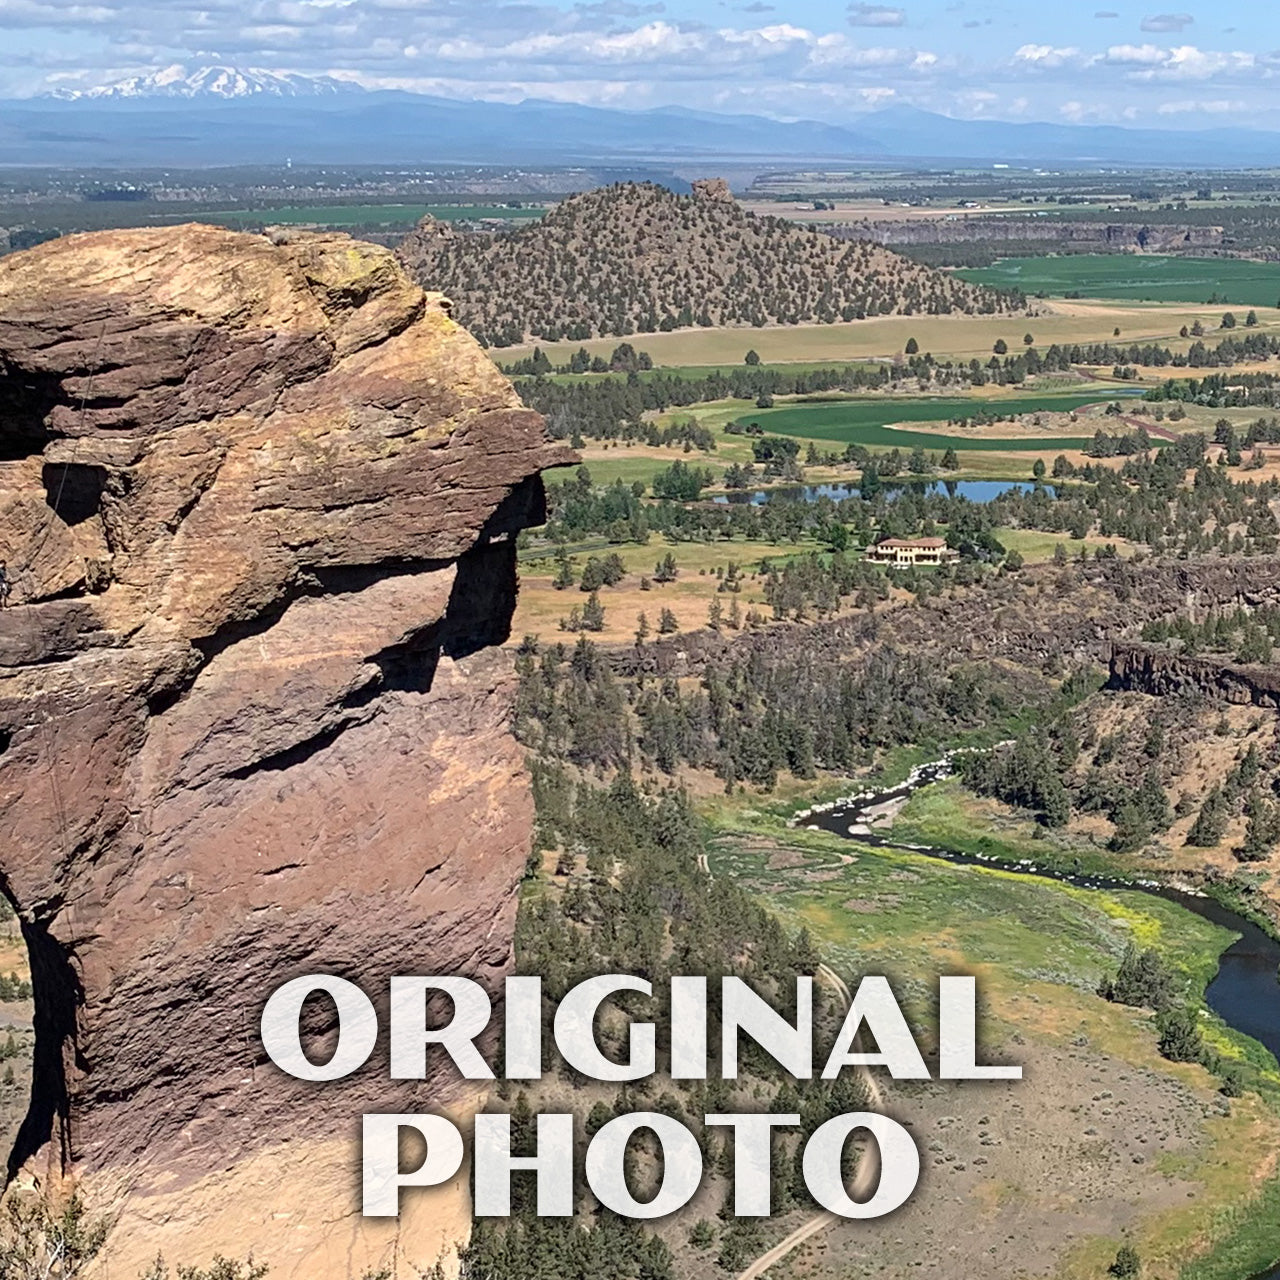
[0, 225, 571, 1274]
[831, 219, 1225, 252]
[1109, 641, 1280, 707]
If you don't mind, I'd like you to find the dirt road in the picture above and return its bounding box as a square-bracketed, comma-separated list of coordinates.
[734, 963, 882, 1280]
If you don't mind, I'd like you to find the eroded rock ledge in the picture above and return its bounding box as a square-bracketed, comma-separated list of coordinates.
[1109, 641, 1280, 707]
[0, 225, 572, 1274]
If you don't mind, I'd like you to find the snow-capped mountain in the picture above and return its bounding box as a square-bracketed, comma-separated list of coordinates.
[47, 65, 361, 101]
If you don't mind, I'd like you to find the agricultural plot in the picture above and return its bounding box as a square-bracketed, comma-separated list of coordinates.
[744, 391, 1118, 450]
[498, 302, 1262, 367]
[959, 255, 1280, 308]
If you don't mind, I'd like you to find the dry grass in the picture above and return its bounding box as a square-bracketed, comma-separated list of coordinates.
[501, 300, 1280, 367]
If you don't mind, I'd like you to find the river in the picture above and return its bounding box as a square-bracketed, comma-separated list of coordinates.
[796, 756, 1280, 1280]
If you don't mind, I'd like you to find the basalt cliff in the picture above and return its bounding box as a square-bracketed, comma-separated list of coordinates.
[0, 225, 570, 1275]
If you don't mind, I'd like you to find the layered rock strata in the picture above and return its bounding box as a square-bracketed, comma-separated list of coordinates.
[0, 225, 570, 1274]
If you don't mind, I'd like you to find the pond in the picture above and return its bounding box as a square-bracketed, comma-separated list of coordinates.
[712, 479, 1041, 506]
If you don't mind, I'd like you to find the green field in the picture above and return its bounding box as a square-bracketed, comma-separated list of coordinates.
[203, 203, 543, 228]
[744, 390, 1123, 450]
[958, 254, 1280, 308]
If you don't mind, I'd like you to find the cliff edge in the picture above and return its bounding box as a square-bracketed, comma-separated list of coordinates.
[0, 225, 572, 1275]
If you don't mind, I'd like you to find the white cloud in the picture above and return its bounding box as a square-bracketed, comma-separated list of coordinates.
[1156, 96, 1248, 112]
[1099, 42, 1170, 65]
[1060, 98, 1139, 120]
[1141, 12, 1194, 33]
[847, 3, 906, 27]
[1014, 43, 1080, 67]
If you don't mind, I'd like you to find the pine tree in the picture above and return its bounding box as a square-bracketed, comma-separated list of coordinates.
[552, 549, 575, 590]
[1187, 786, 1229, 847]
[1157, 1007, 1203, 1063]
[581, 591, 606, 632]
[1237, 791, 1278, 862]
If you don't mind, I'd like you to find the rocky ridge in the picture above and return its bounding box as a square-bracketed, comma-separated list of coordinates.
[0, 224, 571, 1275]
[613, 558, 1280, 681]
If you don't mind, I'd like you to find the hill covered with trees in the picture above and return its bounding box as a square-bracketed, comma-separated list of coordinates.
[397, 179, 1023, 347]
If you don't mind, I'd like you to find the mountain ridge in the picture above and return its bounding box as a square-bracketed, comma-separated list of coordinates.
[6, 74, 1280, 166]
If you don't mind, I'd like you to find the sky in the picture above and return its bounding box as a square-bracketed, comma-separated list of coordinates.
[3, 0, 1279, 128]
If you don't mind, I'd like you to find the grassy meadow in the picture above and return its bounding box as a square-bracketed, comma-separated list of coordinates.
[958, 254, 1280, 308]
[499, 299, 1280, 367]
[702, 785, 1280, 1280]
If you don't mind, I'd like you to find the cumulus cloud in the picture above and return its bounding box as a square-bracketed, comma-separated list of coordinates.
[1094, 9, 1119, 16]
[847, 3, 905, 27]
[1141, 13, 1194, 32]
[1104, 43, 1261, 80]
[0, 0, 1270, 132]
[1014, 43, 1080, 68]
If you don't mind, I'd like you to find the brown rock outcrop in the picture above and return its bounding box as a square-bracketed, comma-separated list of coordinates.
[0, 225, 572, 1274]
[1109, 640, 1280, 707]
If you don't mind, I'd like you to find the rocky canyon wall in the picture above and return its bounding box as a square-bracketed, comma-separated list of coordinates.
[0, 225, 571, 1275]
[1109, 641, 1280, 707]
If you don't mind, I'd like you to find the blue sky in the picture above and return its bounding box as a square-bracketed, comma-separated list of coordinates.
[4, 0, 1279, 128]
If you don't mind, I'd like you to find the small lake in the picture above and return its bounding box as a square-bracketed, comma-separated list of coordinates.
[712, 480, 1039, 506]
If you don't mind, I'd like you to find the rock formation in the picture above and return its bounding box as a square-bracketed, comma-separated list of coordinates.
[831, 218, 1226, 253]
[1109, 641, 1280, 707]
[396, 181, 1018, 348]
[0, 225, 571, 1275]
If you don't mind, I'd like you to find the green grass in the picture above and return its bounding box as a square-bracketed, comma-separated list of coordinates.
[743, 391, 1123, 450]
[200, 203, 543, 228]
[958, 255, 1280, 309]
[895, 780, 1151, 883]
[1179, 1168, 1280, 1280]
[703, 772, 1280, 1280]
[706, 814, 1236, 1028]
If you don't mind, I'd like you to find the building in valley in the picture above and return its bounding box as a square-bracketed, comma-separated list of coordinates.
[865, 537, 959, 566]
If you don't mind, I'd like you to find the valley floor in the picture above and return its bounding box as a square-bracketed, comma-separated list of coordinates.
[699, 784, 1280, 1280]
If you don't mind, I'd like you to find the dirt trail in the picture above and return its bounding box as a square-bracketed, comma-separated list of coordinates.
[734, 963, 883, 1280]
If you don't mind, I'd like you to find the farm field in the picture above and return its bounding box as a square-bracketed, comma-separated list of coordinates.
[498, 300, 1276, 367]
[958, 254, 1280, 308]
[745, 390, 1123, 449]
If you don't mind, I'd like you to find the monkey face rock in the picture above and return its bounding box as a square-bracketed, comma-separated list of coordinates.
[0, 225, 572, 1275]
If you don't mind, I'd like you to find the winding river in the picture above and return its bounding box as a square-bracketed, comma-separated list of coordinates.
[797, 757, 1280, 1280]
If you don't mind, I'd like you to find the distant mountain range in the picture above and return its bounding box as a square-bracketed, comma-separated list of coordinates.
[5, 65, 1280, 169]
[47, 64, 355, 101]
